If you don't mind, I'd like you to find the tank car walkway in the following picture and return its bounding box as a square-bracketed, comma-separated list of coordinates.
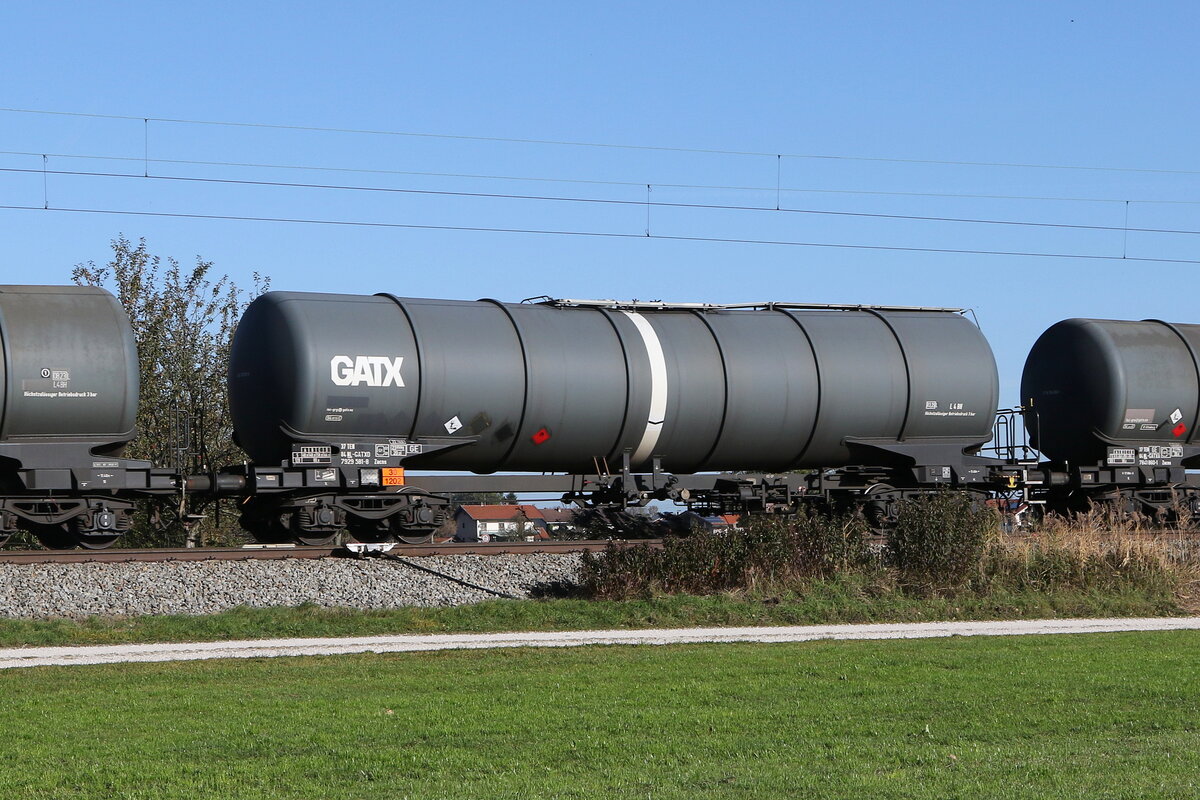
[2, 617, 1199, 669]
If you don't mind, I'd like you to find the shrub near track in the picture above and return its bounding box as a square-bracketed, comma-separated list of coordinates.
[581, 509, 873, 598]
[889, 491, 995, 592]
[581, 493, 1194, 605]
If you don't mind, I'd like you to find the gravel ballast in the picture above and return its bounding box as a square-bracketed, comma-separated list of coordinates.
[0, 554, 584, 619]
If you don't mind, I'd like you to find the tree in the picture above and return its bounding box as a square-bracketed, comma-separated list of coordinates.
[445, 492, 507, 506]
[72, 236, 269, 546]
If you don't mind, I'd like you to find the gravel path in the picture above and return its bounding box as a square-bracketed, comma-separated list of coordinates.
[2, 617, 1198, 669]
[0, 553, 583, 619]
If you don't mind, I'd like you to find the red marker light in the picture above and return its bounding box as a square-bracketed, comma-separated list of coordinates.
[1173, 423, 1187, 438]
[531, 427, 551, 445]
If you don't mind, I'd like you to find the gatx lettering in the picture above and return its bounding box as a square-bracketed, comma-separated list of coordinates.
[330, 355, 405, 387]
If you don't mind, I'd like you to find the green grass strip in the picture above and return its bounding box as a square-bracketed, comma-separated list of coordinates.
[0, 576, 1185, 648]
[1, 631, 1197, 798]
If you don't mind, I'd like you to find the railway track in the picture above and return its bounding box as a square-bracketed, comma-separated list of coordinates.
[0, 539, 662, 565]
[3, 529, 1197, 566]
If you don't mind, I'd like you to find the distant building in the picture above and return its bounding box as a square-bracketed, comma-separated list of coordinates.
[453, 504, 551, 542]
[671, 511, 742, 533]
[538, 507, 580, 536]
[716, 514, 742, 530]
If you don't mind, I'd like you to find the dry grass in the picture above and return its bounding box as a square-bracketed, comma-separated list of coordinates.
[583, 493, 1200, 609]
[990, 514, 1200, 612]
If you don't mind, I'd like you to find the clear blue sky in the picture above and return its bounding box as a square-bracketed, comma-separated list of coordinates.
[2, 1, 1198, 404]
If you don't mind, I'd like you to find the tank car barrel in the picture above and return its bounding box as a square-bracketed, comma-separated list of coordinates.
[228, 292, 999, 475]
[0, 285, 139, 444]
[1022, 318, 1200, 466]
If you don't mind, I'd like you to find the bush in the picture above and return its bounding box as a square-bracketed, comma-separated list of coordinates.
[887, 492, 997, 592]
[578, 494, 1196, 608]
[580, 509, 872, 599]
[980, 533, 1180, 596]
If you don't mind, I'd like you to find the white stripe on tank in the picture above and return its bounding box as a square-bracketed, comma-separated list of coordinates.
[620, 310, 668, 466]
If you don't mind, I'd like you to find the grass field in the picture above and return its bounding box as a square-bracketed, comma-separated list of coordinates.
[1, 631, 1197, 798]
[0, 576, 1186, 648]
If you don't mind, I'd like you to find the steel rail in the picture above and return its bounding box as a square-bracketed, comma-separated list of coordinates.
[0, 539, 662, 565]
[3, 532, 1193, 566]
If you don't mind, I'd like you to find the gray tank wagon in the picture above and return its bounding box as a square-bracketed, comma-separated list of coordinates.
[0, 285, 175, 548]
[1022, 318, 1200, 466]
[1019, 318, 1200, 516]
[0, 285, 138, 447]
[230, 293, 999, 473]
[224, 293, 1001, 542]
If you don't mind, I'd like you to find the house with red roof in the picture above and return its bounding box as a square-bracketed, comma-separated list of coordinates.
[453, 504, 551, 542]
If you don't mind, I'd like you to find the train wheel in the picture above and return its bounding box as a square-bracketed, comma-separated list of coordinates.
[862, 484, 903, 532]
[295, 531, 340, 547]
[1177, 487, 1200, 528]
[69, 514, 125, 550]
[76, 534, 121, 550]
[291, 503, 346, 546]
[31, 523, 77, 550]
[395, 530, 435, 545]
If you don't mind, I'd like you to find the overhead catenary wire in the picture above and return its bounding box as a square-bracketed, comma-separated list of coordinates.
[4, 165, 1199, 238]
[4, 148, 1200, 206]
[5, 106, 1200, 176]
[4, 203, 1199, 265]
[4, 108, 1197, 263]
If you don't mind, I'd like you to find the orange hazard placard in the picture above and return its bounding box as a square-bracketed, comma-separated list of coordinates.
[382, 468, 406, 486]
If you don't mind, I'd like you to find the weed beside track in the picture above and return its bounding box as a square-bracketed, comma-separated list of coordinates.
[581, 494, 1200, 611]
